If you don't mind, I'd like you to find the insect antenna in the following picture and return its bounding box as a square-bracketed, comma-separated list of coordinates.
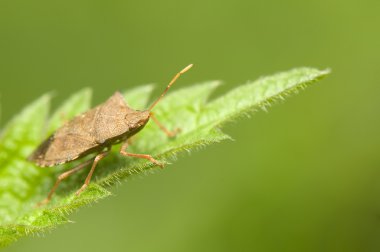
[148, 64, 193, 111]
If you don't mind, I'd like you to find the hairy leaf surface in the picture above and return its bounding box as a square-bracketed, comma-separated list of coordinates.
[0, 67, 330, 247]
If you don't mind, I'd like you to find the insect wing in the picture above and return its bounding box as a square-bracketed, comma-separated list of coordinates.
[29, 108, 99, 167]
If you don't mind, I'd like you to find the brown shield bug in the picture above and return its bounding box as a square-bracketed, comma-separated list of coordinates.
[28, 64, 193, 205]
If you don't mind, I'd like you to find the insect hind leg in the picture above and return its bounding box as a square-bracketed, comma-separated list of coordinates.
[37, 158, 93, 206]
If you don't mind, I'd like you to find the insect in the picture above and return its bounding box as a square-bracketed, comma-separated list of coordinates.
[28, 64, 193, 205]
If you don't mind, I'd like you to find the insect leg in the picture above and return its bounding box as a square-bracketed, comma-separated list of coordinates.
[37, 159, 93, 206]
[119, 141, 164, 168]
[75, 148, 111, 196]
[150, 112, 180, 137]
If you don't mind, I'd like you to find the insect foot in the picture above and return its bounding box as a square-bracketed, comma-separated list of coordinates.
[75, 184, 88, 196]
[35, 198, 50, 208]
[168, 127, 181, 138]
[152, 159, 165, 169]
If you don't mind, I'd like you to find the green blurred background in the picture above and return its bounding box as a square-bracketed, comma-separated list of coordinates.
[1, 0, 380, 251]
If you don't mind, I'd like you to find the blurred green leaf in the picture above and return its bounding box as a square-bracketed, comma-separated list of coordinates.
[0, 67, 330, 247]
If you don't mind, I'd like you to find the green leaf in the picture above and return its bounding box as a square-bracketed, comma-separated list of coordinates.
[0, 67, 330, 247]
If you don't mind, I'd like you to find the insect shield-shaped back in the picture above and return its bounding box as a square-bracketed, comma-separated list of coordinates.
[28, 92, 150, 167]
[92, 92, 150, 144]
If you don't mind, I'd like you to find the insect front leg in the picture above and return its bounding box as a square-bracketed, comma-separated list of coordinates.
[119, 141, 164, 168]
[150, 112, 180, 137]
